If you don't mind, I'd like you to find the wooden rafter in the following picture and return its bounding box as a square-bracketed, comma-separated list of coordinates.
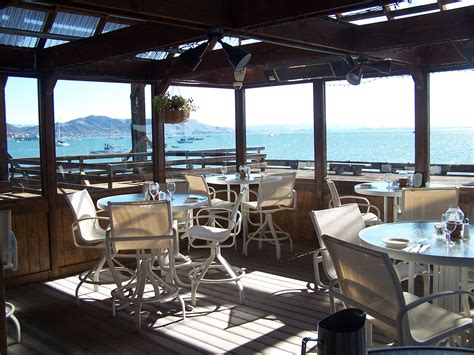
[355, 6, 474, 51]
[36, 22, 206, 70]
[34, 0, 233, 29]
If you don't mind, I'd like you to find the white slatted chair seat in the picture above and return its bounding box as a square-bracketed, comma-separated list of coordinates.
[1, 210, 21, 344]
[65, 189, 133, 304]
[185, 192, 245, 306]
[310, 204, 428, 292]
[243, 172, 297, 260]
[107, 200, 186, 331]
[323, 234, 474, 346]
[187, 224, 231, 242]
[325, 177, 382, 226]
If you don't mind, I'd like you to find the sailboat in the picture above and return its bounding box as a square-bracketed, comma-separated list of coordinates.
[56, 122, 69, 147]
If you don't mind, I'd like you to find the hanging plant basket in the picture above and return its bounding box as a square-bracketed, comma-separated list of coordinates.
[153, 93, 197, 124]
[157, 110, 190, 124]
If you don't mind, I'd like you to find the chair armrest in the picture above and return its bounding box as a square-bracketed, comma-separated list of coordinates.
[399, 289, 474, 317]
[76, 216, 109, 223]
[210, 188, 238, 201]
[357, 203, 381, 219]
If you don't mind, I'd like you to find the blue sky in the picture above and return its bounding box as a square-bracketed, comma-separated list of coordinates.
[4, 69, 474, 129]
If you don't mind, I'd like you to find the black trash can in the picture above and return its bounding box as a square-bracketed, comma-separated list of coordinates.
[301, 308, 367, 355]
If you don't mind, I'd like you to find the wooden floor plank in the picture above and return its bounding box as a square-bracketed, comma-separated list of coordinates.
[5, 245, 400, 353]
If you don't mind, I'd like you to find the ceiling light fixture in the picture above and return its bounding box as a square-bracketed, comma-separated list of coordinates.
[180, 28, 251, 72]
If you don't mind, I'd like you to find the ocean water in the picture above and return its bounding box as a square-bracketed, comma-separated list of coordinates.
[7, 128, 474, 165]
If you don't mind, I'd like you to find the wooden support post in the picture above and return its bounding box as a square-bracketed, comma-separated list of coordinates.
[235, 89, 246, 169]
[411, 68, 430, 181]
[38, 75, 59, 275]
[130, 83, 147, 162]
[0, 75, 6, 355]
[313, 80, 327, 210]
[0, 76, 8, 183]
[151, 81, 169, 182]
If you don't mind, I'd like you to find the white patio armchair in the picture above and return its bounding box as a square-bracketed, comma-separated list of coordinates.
[1, 209, 21, 344]
[65, 189, 133, 304]
[310, 203, 428, 294]
[184, 192, 245, 306]
[322, 234, 474, 346]
[106, 200, 186, 331]
[325, 177, 381, 226]
[399, 187, 459, 221]
[184, 173, 237, 210]
[242, 172, 296, 260]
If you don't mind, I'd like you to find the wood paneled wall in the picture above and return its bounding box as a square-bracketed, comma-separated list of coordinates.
[3, 181, 474, 285]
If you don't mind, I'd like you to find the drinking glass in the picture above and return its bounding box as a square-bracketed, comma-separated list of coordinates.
[167, 182, 176, 200]
[220, 165, 227, 177]
[441, 213, 456, 247]
[384, 173, 393, 188]
[148, 182, 159, 201]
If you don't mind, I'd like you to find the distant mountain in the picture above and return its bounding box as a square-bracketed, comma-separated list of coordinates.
[7, 115, 232, 137]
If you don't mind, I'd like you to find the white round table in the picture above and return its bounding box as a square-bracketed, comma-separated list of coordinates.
[360, 221, 474, 311]
[354, 182, 446, 222]
[96, 193, 208, 211]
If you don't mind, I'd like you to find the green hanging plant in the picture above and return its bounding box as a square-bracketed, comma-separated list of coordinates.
[153, 93, 197, 113]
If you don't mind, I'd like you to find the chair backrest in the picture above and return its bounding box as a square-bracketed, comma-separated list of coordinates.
[322, 234, 405, 338]
[310, 204, 366, 280]
[65, 189, 104, 243]
[108, 200, 173, 251]
[399, 187, 459, 221]
[325, 177, 341, 207]
[184, 174, 210, 197]
[257, 172, 296, 209]
[0, 209, 17, 271]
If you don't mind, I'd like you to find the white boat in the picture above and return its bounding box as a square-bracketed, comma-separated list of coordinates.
[56, 123, 70, 146]
[90, 143, 125, 154]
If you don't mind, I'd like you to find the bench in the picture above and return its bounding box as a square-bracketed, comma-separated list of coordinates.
[329, 162, 371, 176]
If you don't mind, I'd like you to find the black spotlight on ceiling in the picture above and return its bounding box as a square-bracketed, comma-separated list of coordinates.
[219, 40, 252, 71]
[179, 28, 251, 72]
[345, 55, 391, 86]
[346, 62, 366, 85]
[179, 41, 210, 71]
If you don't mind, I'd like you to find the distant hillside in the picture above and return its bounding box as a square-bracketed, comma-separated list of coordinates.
[7, 115, 232, 137]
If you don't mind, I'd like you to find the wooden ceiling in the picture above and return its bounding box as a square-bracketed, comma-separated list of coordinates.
[0, 0, 473, 87]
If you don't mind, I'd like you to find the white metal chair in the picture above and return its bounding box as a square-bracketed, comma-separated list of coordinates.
[0, 209, 21, 344]
[106, 200, 185, 331]
[242, 172, 297, 260]
[184, 173, 237, 210]
[65, 189, 132, 303]
[322, 234, 473, 346]
[325, 177, 381, 226]
[310, 204, 428, 293]
[399, 187, 459, 221]
[185, 192, 245, 306]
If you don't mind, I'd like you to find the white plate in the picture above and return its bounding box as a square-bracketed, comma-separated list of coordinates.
[383, 237, 411, 249]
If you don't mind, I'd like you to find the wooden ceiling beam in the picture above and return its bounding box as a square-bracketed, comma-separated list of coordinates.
[232, 0, 397, 28]
[355, 6, 474, 51]
[0, 47, 36, 74]
[36, 22, 205, 70]
[246, 19, 355, 56]
[35, 0, 233, 29]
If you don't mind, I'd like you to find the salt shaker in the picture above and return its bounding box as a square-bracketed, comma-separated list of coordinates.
[463, 218, 470, 239]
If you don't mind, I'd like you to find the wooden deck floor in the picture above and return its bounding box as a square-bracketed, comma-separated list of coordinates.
[5, 244, 391, 354]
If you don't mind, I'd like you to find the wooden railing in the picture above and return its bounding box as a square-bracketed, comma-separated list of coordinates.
[9, 147, 267, 190]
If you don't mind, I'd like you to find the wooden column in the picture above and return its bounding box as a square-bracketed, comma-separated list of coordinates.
[130, 83, 147, 162]
[235, 88, 246, 169]
[313, 80, 327, 210]
[412, 69, 430, 181]
[151, 81, 169, 182]
[0, 76, 8, 182]
[38, 75, 59, 275]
